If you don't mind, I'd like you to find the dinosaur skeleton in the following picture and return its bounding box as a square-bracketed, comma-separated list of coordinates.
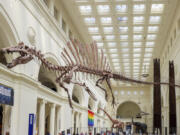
[99, 108, 123, 130]
[1, 40, 180, 109]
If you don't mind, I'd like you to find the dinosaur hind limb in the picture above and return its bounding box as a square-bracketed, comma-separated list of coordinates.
[70, 81, 97, 101]
[106, 78, 116, 107]
[96, 77, 108, 100]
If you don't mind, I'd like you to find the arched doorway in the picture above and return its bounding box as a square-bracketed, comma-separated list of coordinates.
[116, 101, 141, 118]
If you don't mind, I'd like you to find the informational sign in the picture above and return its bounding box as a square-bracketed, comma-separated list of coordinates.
[0, 84, 14, 106]
[28, 114, 35, 135]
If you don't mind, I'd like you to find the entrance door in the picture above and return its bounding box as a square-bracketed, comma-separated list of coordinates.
[0, 105, 3, 135]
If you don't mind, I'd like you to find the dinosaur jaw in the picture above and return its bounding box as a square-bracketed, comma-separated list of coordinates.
[0, 47, 33, 69]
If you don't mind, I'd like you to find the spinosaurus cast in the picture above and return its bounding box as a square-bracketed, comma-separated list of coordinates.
[1, 39, 180, 108]
[99, 108, 123, 130]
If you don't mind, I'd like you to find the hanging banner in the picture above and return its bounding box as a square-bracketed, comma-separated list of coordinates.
[88, 110, 94, 127]
[28, 114, 35, 135]
[0, 84, 14, 106]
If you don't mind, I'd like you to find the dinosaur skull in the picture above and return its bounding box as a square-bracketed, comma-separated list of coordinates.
[0, 42, 33, 68]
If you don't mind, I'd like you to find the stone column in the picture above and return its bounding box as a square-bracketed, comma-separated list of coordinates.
[56, 106, 61, 135]
[79, 113, 81, 133]
[72, 111, 75, 134]
[75, 112, 79, 134]
[39, 99, 46, 135]
[50, 103, 56, 135]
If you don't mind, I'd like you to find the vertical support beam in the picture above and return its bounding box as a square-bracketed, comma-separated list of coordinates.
[39, 99, 46, 135]
[50, 103, 56, 135]
[169, 61, 177, 134]
[153, 58, 162, 133]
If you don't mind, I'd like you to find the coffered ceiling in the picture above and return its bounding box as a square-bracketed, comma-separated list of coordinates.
[62, 0, 178, 87]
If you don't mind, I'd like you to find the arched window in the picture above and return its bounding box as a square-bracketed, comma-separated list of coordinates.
[72, 95, 79, 104]
[0, 51, 7, 65]
[41, 81, 57, 92]
[116, 101, 141, 118]
[72, 85, 84, 105]
[38, 58, 59, 92]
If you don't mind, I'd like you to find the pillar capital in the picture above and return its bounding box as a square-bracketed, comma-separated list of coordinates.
[50, 103, 56, 108]
[56, 105, 61, 110]
[39, 99, 47, 104]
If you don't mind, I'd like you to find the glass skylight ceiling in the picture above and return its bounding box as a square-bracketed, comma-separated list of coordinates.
[74, 0, 169, 86]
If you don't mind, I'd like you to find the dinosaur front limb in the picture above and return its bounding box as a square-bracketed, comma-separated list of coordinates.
[58, 81, 73, 109]
[71, 81, 97, 101]
[106, 78, 116, 107]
